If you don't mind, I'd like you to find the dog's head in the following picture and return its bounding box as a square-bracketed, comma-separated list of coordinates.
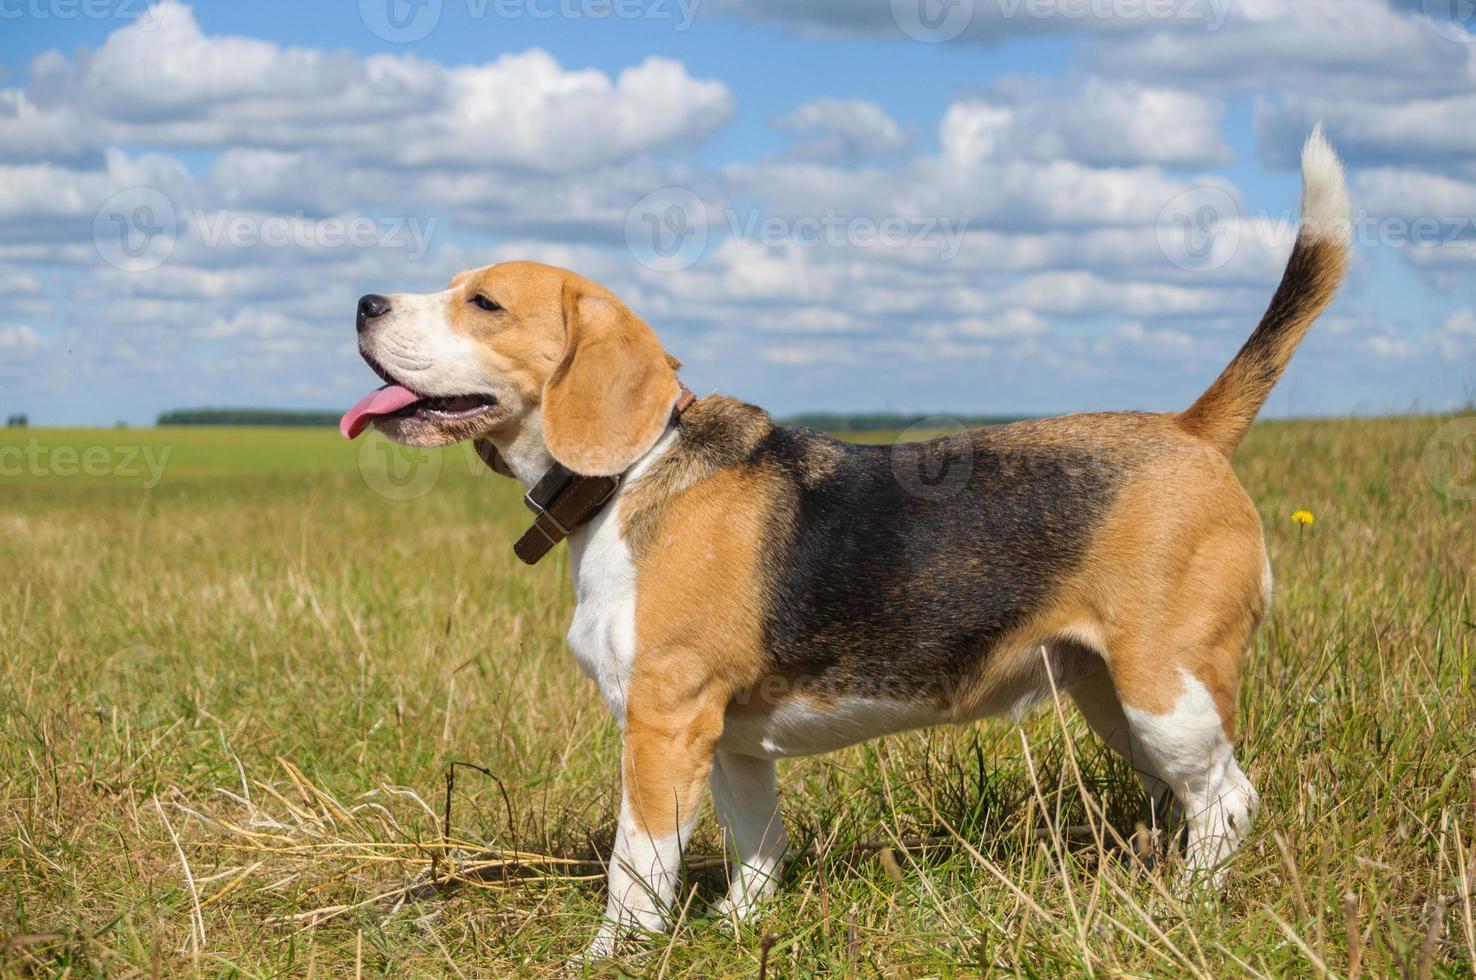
[343, 261, 682, 478]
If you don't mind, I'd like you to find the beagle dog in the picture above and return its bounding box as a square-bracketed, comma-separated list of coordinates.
[341, 129, 1349, 958]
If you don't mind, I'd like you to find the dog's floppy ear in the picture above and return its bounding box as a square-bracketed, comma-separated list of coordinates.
[541, 283, 680, 476]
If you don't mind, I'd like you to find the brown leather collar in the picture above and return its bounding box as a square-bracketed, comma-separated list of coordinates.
[513, 382, 695, 565]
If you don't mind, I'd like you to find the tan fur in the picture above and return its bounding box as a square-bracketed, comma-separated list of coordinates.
[544, 287, 680, 476]
[631, 467, 777, 694]
[1082, 448, 1267, 732]
[623, 467, 780, 834]
[622, 676, 727, 838]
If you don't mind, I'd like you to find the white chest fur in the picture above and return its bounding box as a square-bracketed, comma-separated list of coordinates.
[561, 431, 675, 723]
[565, 501, 639, 723]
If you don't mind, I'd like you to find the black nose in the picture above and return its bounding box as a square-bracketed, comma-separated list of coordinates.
[357, 294, 391, 332]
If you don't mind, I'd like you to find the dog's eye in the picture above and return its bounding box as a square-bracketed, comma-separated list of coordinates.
[471, 294, 503, 313]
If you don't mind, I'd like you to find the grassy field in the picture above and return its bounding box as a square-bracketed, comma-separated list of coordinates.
[2, 416, 1475, 977]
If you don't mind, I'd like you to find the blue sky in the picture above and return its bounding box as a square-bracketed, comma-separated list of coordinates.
[1, 0, 1474, 425]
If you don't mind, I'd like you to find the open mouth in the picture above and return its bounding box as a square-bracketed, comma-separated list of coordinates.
[340, 355, 497, 440]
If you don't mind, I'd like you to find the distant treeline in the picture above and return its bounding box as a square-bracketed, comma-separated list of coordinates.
[155, 408, 1027, 431]
[782, 412, 1025, 432]
[157, 408, 342, 427]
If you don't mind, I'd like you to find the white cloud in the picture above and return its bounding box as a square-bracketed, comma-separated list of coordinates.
[1095, 0, 1472, 99]
[0, 325, 45, 350]
[11, 2, 733, 173]
[1434, 309, 1476, 364]
[1259, 92, 1476, 171]
[1356, 168, 1476, 221]
[761, 341, 861, 365]
[997, 270, 1250, 316]
[773, 98, 909, 162]
[1366, 333, 1416, 359]
[706, 0, 1237, 43]
[728, 154, 1196, 232]
[0, 267, 42, 295]
[945, 78, 1229, 167]
[0, 151, 194, 223]
[1098, 321, 1199, 357]
[961, 308, 1052, 338]
[752, 307, 863, 334]
[1319, 308, 1476, 366]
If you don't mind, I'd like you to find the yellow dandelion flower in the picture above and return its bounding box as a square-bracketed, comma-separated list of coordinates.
[1290, 509, 1315, 526]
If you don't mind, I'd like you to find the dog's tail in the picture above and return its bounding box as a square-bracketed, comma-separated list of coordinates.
[1178, 125, 1351, 456]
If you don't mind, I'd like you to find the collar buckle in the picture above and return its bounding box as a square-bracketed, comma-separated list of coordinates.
[522, 489, 572, 537]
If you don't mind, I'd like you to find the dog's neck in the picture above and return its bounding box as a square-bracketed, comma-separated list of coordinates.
[485, 408, 558, 490]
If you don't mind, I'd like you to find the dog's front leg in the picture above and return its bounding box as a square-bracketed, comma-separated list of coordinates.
[583, 672, 726, 960]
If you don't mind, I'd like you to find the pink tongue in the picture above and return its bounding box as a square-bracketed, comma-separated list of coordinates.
[340, 384, 423, 439]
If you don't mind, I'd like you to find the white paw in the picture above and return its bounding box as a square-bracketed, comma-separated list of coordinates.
[568, 929, 620, 969]
[711, 882, 776, 921]
[711, 895, 752, 920]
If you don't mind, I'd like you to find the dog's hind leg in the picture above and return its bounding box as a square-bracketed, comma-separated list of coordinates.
[709, 749, 788, 919]
[1068, 670, 1176, 824]
[1083, 459, 1268, 886]
[1110, 641, 1259, 886]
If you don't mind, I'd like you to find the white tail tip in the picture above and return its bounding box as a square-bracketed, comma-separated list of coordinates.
[1300, 123, 1351, 246]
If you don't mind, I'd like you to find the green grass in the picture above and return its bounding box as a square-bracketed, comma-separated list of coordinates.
[2, 417, 1474, 976]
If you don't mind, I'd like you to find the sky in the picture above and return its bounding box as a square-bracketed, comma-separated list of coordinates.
[1, 0, 1474, 426]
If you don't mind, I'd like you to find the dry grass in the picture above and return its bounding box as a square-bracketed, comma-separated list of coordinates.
[2, 415, 1474, 977]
